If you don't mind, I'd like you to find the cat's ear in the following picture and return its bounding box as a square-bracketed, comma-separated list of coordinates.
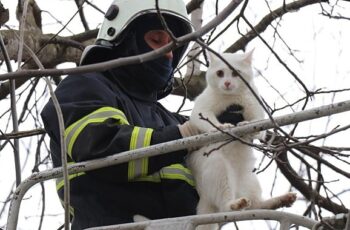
[207, 51, 219, 64]
[242, 48, 255, 65]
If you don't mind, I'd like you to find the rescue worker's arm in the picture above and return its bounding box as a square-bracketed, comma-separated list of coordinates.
[41, 75, 188, 182]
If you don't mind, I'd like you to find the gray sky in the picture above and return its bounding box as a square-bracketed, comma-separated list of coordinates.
[1, 0, 350, 229]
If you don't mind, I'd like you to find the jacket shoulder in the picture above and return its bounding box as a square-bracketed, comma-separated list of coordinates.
[59, 72, 111, 91]
[55, 72, 116, 102]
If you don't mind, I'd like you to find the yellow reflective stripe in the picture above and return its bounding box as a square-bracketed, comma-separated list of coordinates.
[56, 162, 83, 217]
[132, 172, 161, 183]
[159, 164, 195, 187]
[128, 160, 135, 180]
[129, 127, 140, 149]
[56, 172, 86, 191]
[56, 162, 86, 191]
[128, 127, 153, 180]
[128, 127, 139, 179]
[64, 107, 129, 158]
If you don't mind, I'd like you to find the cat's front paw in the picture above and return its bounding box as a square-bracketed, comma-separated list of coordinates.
[230, 197, 251, 210]
[237, 121, 249, 126]
[209, 123, 235, 132]
[218, 123, 235, 130]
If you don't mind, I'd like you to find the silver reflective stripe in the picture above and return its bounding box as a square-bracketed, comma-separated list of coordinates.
[133, 128, 148, 178]
[133, 164, 196, 187]
[160, 164, 195, 186]
[135, 128, 148, 148]
[128, 127, 153, 180]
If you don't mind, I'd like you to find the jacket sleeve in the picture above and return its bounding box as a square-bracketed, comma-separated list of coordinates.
[41, 74, 187, 183]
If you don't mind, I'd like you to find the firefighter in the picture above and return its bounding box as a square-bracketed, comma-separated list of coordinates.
[41, 0, 200, 229]
[41, 0, 243, 229]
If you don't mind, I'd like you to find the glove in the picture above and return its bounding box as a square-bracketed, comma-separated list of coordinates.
[178, 121, 202, 152]
[178, 121, 201, 138]
[217, 104, 244, 125]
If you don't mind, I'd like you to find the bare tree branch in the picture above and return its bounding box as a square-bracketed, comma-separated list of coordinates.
[6, 100, 350, 229]
[0, 2, 9, 25]
[0, 0, 245, 81]
[226, 0, 328, 53]
[0, 128, 45, 140]
[19, 33, 71, 230]
[1, 1, 350, 228]
[74, 0, 90, 31]
[276, 150, 348, 214]
[0, 30, 84, 100]
[186, 0, 205, 13]
[174, 0, 331, 100]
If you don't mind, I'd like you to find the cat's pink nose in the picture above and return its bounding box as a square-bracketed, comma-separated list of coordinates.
[224, 81, 231, 88]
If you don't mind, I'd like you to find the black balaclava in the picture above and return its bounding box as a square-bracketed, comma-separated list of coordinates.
[107, 15, 184, 102]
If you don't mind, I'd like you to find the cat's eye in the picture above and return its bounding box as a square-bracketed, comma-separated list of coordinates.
[231, 69, 240, 77]
[216, 70, 224, 78]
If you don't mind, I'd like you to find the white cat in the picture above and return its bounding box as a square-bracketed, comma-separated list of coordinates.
[186, 51, 296, 230]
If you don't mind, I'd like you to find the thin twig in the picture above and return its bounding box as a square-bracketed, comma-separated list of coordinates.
[0, 29, 21, 186]
[226, 0, 328, 53]
[74, 0, 89, 31]
[33, 134, 46, 230]
[0, 128, 45, 140]
[198, 113, 267, 153]
[21, 4, 82, 67]
[84, 0, 105, 14]
[19, 36, 70, 230]
[155, 0, 178, 43]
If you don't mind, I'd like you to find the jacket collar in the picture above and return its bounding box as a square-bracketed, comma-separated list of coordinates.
[106, 68, 158, 103]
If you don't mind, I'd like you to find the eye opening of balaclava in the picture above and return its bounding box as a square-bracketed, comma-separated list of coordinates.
[115, 13, 189, 68]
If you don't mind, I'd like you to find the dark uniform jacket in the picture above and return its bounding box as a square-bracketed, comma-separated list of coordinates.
[41, 70, 199, 229]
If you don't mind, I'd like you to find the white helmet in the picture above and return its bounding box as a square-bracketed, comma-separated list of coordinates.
[80, 0, 193, 65]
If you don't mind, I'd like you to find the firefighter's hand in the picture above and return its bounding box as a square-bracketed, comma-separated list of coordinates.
[178, 121, 201, 138]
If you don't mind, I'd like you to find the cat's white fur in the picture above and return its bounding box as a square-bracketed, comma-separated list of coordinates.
[186, 51, 296, 230]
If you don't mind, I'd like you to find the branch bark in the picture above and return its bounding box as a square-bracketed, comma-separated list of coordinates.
[0, 128, 45, 140]
[0, 1, 96, 100]
[0, 30, 87, 99]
